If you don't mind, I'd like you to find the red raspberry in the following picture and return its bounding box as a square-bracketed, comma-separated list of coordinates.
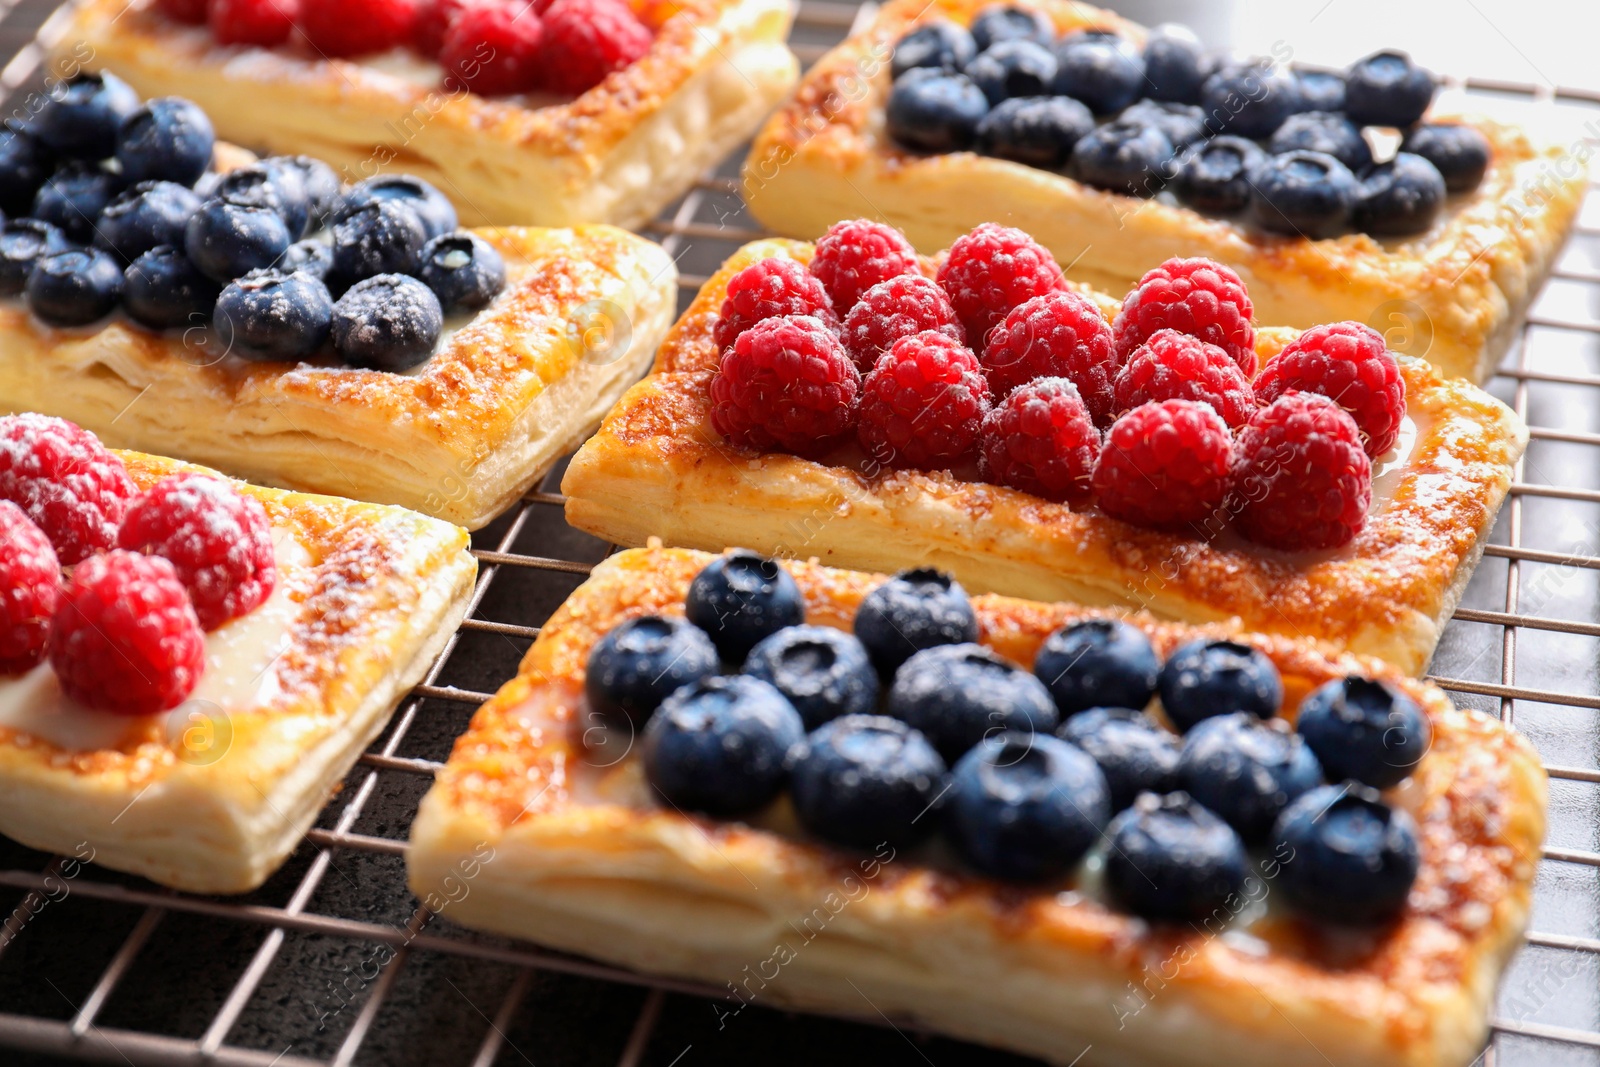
[210, 0, 299, 46]
[300, 0, 418, 58]
[0, 415, 136, 566]
[980, 291, 1117, 423]
[440, 4, 543, 95]
[1113, 329, 1256, 429]
[980, 378, 1100, 504]
[1231, 393, 1372, 551]
[937, 223, 1069, 347]
[840, 274, 964, 372]
[1093, 399, 1233, 532]
[538, 0, 653, 96]
[1253, 321, 1405, 458]
[49, 551, 205, 716]
[857, 331, 991, 470]
[713, 257, 835, 352]
[809, 219, 920, 313]
[0, 501, 60, 676]
[709, 315, 860, 457]
[1112, 258, 1257, 376]
[156, 0, 209, 23]
[415, 0, 488, 59]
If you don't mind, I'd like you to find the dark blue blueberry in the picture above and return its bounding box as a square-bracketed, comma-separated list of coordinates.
[789, 714, 947, 850]
[1400, 123, 1490, 193]
[1050, 35, 1145, 115]
[1057, 707, 1180, 812]
[94, 180, 203, 264]
[279, 238, 332, 280]
[33, 162, 121, 243]
[1269, 111, 1373, 174]
[685, 550, 805, 662]
[417, 231, 506, 313]
[328, 199, 427, 293]
[1104, 791, 1250, 923]
[1179, 712, 1321, 841]
[330, 273, 443, 371]
[885, 70, 990, 153]
[215, 163, 311, 240]
[1158, 638, 1283, 732]
[1353, 151, 1446, 236]
[1295, 69, 1346, 113]
[892, 21, 977, 78]
[1119, 99, 1207, 150]
[31, 71, 139, 160]
[975, 95, 1093, 169]
[945, 732, 1110, 882]
[1271, 784, 1419, 925]
[1200, 61, 1302, 139]
[115, 97, 214, 187]
[1141, 23, 1209, 105]
[584, 614, 719, 725]
[337, 175, 457, 240]
[965, 39, 1057, 106]
[1344, 50, 1435, 128]
[122, 245, 219, 331]
[264, 156, 342, 228]
[0, 125, 53, 216]
[1034, 619, 1159, 719]
[1296, 676, 1428, 790]
[1247, 150, 1358, 238]
[0, 218, 68, 297]
[968, 5, 1053, 52]
[887, 643, 1058, 763]
[185, 198, 292, 283]
[1069, 120, 1174, 197]
[1172, 135, 1265, 214]
[641, 675, 804, 818]
[213, 268, 334, 361]
[743, 624, 878, 730]
[854, 567, 978, 675]
[25, 247, 123, 327]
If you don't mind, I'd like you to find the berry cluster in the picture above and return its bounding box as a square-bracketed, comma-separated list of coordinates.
[0, 75, 506, 371]
[708, 220, 1403, 552]
[588, 551, 1425, 927]
[887, 6, 1488, 238]
[160, 0, 653, 99]
[0, 415, 277, 715]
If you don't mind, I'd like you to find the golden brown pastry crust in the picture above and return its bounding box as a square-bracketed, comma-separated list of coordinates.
[408, 546, 1548, 1067]
[741, 0, 1587, 385]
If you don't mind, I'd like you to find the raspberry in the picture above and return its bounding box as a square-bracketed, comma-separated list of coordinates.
[300, 0, 418, 58]
[538, 0, 653, 96]
[709, 315, 860, 457]
[415, 0, 484, 58]
[1113, 329, 1256, 429]
[156, 0, 209, 23]
[0, 501, 60, 676]
[1231, 393, 1372, 551]
[1253, 321, 1406, 458]
[979, 377, 1101, 504]
[1112, 257, 1257, 376]
[713, 257, 835, 352]
[49, 551, 205, 716]
[118, 475, 278, 631]
[0, 415, 137, 566]
[210, 0, 299, 46]
[840, 274, 964, 372]
[937, 223, 1069, 347]
[440, 4, 543, 95]
[809, 219, 920, 313]
[857, 331, 991, 470]
[980, 290, 1118, 423]
[1093, 399, 1233, 532]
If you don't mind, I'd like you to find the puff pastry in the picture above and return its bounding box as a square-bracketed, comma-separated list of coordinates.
[56, 0, 798, 230]
[0, 450, 476, 894]
[741, 0, 1587, 385]
[560, 238, 1529, 677]
[409, 545, 1548, 1067]
[0, 225, 676, 530]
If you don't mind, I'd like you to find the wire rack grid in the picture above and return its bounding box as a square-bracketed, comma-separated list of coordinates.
[0, 1, 1598, 1065]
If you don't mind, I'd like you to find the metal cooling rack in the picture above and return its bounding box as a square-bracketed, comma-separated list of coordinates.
[1, 1, 1599, 1064]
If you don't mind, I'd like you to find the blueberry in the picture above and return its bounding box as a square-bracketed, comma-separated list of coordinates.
[1353, 152, 1446, 236]
[1200, 61, 1302, 139]
[122, 245, 219, 331]
[328, 199, 427, 293]
[1344, 50, 1435, 128]
[968, 5, 1053, 52]
[789, 714, 947, 850]
[213, 268, 334, 361]
[854, 568, 979, 675]
[892, 21, 977, 78]
[887, 643, 1058, 763]
[964, 40, 1057, 106]
[184, 198, 292, 283]
[215, 163, 311, 240]
[0, 125, 52, 216]
[1295, 69, 1346, 113]
[641, 675, 804, 818]
[584, 614, 719, 725]
[743, 625, 878, 730]
[1050, 35, 1144, 115]
[1034, 619, 1159, 719]
[0, 218, 68, 297]
[25, 247, 123, 327]
[264, 155, 341, 227]
[337, 175, 457, 240]
[1400, 123, 1490, 193]
[330, 273, 444, 371]
[1158, 638, 1282, 733]
[1247, 150, 1358, 238]
[1296, 676, 1427, 789]
[885, 71, 990, 153]
[31, 71, 139, 160]
[1119, 99, 1208, 150]
[1057, 707, 1180, 812]
[1103, 791, 1250, 923]
[417, 231, 505, 313]
[946, 732, 1110, 882]
[974, 96, 1092, 169]
[94, 180, 203, 263]
[1141, 23, 1209, 104]
[279, 238, 332, 279]
[1272, 784, 1419, 925]
[115, 97, 214, 187]
[33, 162, 122, 243]
[1269, 111, 1372, 174]
[1179, 712, 1321, 841]
[1171, 135, 1266, 214]
[684, 550, 806, 662]
[1069, 120, 1174, 198]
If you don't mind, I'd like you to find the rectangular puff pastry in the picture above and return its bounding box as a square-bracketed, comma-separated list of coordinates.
[409, 545, 1548, 1067]
[0, 450, 477, 894]
[740, 0, 1587, 385]
[0, 225, 677, 530]
[560, 238, 1529, 677]
[58, 0, 798, 229]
